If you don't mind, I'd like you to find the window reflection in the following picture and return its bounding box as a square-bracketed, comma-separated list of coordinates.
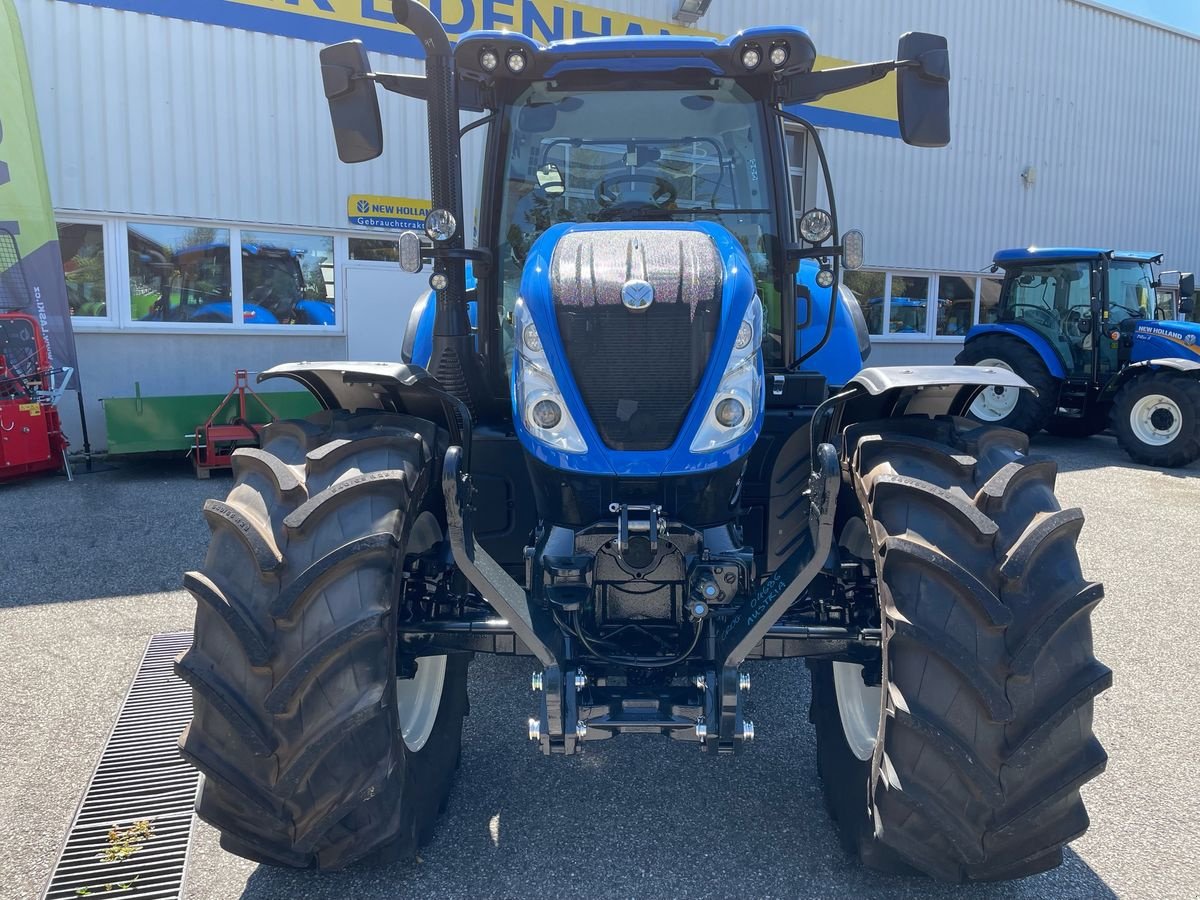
[889, 275, 928, 334]
[128, 223, 233, 323]
[843, 270, 886, 335]
[936, 275, 975, 336]
[58, 222, 107, 318]
[241, 232, 336, 326]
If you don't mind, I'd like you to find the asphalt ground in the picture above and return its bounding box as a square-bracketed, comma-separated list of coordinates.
[1, 434, 1197, 900]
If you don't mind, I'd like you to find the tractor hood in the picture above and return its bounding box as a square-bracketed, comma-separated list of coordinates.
[512, 222, 762, 477]
[1130, 319, 1200, 364]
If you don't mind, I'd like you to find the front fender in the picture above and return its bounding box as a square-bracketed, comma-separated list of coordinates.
[1107, 357, 1200, 393]
[837, 364, 1034, 427]
[964, 323, 1068, 379]
[259, 361, 471, 446]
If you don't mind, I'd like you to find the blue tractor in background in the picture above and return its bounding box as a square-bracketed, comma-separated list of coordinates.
[957, 248, 1200, 467]
[176, 2, 1109, 883]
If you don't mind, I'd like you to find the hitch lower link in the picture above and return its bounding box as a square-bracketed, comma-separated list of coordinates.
[442, 441, 841, 756]
[528, 666, 755, 753]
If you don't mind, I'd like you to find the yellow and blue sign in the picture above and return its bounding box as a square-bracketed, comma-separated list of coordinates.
[59, 0, 900, 138]
[347, 193, 431, 229]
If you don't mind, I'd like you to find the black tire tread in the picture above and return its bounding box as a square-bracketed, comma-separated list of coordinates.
[818, 415, 1108, 882]
[178, 410, 467, 871]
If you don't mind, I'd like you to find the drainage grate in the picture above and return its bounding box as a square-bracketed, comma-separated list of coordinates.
[44, 632, 198, 900]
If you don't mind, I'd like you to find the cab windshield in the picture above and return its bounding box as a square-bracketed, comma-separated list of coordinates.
[494, 78, 783, 364]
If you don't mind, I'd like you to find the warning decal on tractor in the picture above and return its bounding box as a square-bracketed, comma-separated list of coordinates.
[18, 402, 40, 415]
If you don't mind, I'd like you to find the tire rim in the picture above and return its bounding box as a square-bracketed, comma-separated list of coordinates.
[1129, 393, 1183, 446]
[968, 358, 1019, 422]
[833, 661, 881, 762]
[397, 656, 446, 753]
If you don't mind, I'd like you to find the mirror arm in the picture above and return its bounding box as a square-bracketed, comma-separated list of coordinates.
[782, 60, 895, 103]
[426, 246, 494, 277]
[372, 71, 429, 100]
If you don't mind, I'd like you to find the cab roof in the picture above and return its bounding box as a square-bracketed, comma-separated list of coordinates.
[993, 247, 1163, 267]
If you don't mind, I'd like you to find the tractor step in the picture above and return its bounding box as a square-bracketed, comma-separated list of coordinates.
[43, 632, 198, 900]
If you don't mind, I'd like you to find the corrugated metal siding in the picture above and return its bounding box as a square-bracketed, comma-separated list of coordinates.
[16, 0, 436, 228]
[16, 0, 1200, 269]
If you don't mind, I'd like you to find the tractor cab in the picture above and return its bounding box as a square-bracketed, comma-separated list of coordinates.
[958, 247, 1200, 465]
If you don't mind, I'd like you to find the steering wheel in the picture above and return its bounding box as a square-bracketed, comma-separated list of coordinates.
[594, 173, 677, 209]
[1010, 303, 1058, 330]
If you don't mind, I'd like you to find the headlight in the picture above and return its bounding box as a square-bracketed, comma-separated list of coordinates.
[799, 208, 833, 244]
[691, 297, 763, 453]
[513, 299, 587, 454]
[424, 208, 457, 242]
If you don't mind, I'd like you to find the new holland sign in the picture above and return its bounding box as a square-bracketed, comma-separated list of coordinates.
[57, 0, 901, 138]
[347, 194, 431, 230]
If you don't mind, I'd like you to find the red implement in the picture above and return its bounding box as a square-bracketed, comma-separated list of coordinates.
[0, 312, 68, 481]
[191, 370, 278, 478]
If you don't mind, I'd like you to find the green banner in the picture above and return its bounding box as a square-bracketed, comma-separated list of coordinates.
[1, 0, 81, 384]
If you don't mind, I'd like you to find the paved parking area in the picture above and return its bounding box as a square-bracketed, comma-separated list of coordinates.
[2, 434, 1197, 899]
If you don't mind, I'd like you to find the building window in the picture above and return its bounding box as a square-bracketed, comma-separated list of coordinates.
[241, 231, 336, 326]
[936, 275, 975, 336]
[128, 222, 233, 323]
[349, 237, 400, 262]
[888, 274, 929, 335]
[57, 222, 108, 318]
[843, 270, 886, 335]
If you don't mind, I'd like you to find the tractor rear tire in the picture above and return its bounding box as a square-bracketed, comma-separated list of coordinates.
[957, 335, 1059, 435]
[811, 415, 1109, 882]
[1111, 371, 1200, 467]
[176, 410, 468, 870]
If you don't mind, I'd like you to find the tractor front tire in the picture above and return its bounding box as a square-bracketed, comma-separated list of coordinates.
[177, 411, 468, 870]
[1112, 371, 1200, 468]
[811, 415, 1109, 882]
[957, 335, 1059, 435]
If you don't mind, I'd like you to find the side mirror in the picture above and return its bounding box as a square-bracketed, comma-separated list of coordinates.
[320, 41, 383, 163]
[1180, 273, 1194, 314]
[896, 32, 950, 148]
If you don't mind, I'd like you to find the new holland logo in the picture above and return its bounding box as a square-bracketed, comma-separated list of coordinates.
[621, 279, 654, 311]
[1186, 333, 1197, 346]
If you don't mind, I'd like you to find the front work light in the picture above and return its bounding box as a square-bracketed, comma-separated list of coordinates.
[479, 48, 499, 71]
[842, 230, 865, 270]
[769, 43, 789, 67]
[424, 208, 457, 242]
[741, 44, 762, 70]
[506, 50, 527, 73]
[799, 209, 833, 244]
[815, 267, 835, 289]
[398, 231, 423, 274]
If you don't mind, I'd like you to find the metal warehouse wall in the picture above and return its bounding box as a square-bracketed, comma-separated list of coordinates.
[14, 0, 1200, 440]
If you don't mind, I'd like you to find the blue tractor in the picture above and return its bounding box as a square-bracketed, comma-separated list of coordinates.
[957, 248, 1200, 467]
[177, 3, 1109, 883]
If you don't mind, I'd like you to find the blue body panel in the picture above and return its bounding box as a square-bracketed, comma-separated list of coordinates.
[963, 323, 1068, 378]
[513, 222, 762, 478]
[1130, 320, 1200, 364]
[993, 247, 1161, 266]
[796, 262, 864, 386]
[408, 265, 479, 367]
[294, 299, 336, 326]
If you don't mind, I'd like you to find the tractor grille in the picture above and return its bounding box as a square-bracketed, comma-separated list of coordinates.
[550, 229, 722, 451]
